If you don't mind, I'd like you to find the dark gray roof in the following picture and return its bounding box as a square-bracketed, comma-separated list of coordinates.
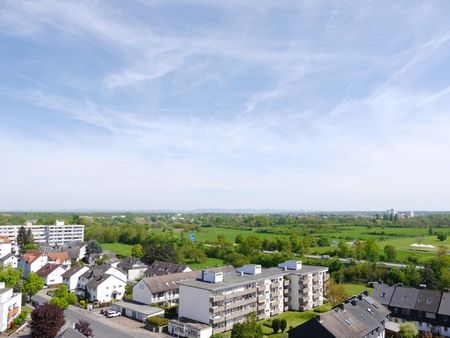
[289, 294, 389, 338]
[61, 265, 87, 278]
[0, 253, 16, 262]
[145, 261, 189, 277]
[86, 274, 119, 289]
[80, 265, 111, 279]
[414, 289, 442, 313]
[438, 292, 450, 316]
[372, 283, 396, 306]
[117, 257, 148, 271]
[389, 287, 420, 309]
[57, 327, 85, 338]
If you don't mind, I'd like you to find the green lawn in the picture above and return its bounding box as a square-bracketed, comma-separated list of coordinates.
[101, 243, 133, 257]
[261, 311, 318, 336]
[341, 283, 372, 296]
[186, 257, 224, 270]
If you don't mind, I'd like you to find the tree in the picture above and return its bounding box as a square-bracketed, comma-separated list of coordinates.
[399, 322, 418, 338]
[131, 244, 144, 258]
[419, 332, 433, 338]
[280, 318, 287, 333]
[75, 319, 93, 337]
[363, 240, 379, 262]
[25, 228, 34, 246]
[437, 233, 447, 242]
[0, 266, 22, 288]
[271, 318, 280, 333]
[51, 296, 69, 310]
[230, 313, 263, 338]
[51, 285, 77, 310]
[328, 280, 348, 306]
[23, 272, 44, 297]
[30, 303, 65, 338]
[85, 240, 102, 256]
[337, 240, 349, 258]
[17, 226, 27, 253]
[384, 245, 397, 261]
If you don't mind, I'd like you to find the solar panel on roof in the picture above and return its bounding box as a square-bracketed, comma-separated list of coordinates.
[344, 317, 354, 326]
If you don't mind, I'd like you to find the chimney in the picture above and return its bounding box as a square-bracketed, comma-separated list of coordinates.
[338, 303, 345, 310]
[357, 294, 363, 300]
[351, 299, 357, 306]
[363, 290, 369, 296]
[419, 284, 427, 289]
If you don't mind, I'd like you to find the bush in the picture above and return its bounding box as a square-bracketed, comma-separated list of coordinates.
[79, 300, 86, 306]
[146, 316, 168, 326]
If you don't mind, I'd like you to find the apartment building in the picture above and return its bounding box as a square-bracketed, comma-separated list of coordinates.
[0, 282, 21, 332]
[168, 318, 212, 338]
[178, 261, 328, 334]
[289, 292, 389, 338]
[0, 221, 84, 250]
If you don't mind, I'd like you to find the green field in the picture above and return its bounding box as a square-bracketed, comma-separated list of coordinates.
[101, 243, 133, 256]
[186, 257, 224, 270]
[341, 283, 372, 296]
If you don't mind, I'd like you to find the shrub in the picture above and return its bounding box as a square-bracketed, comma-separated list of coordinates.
[146, 316, 168, 326]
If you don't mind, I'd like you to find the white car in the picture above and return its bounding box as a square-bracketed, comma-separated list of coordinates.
[106, 310, 121, 318]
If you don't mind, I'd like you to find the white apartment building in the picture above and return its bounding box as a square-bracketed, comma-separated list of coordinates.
[168, 319, 212, 338]
[0, 282, 21, 332]
[0, 221, 84, 251]
[178, 261, 328, 334]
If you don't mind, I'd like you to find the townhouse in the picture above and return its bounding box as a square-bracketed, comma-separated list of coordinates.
[373, 283, 450, 336]
[62, 266, 89, 291]
[289, 292, 389, 338]
[48, 252, 71, 268]
[117, 257, 148, 281]
[36, 263, 66, 286]
[0, 236, 17, 268]
[0, 221, 84, 250]
[144, 260, 192, 277]
[177, 261, 328, 334]
[0, 282, 21, 332]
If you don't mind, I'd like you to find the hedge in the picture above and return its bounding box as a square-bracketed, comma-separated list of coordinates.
[146, 316, 168, 326]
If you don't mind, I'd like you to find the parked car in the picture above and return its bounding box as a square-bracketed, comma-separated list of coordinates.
[106, 310, 121, 318]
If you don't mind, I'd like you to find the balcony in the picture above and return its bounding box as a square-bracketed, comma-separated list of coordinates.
[283, 279, 290, 286]
[224, 287, 257, 300]
[211, 295, 225, 302]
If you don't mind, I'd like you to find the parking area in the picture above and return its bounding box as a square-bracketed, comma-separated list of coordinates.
[99, 312, 145, 329]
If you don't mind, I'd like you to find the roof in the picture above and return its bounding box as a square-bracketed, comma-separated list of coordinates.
[290, 294, 389, 338]
[61, 265, 88, 278]
[141, 270, 201, 294]
[372, 283, 396, 306]
[0, 236, 11, 244]
[438, 292, 450, 316]
[48, 252, 70, 262]
[117, 257, 148, 270]
[80, 265, 111, 279]
[389, 286, 420, 309]
[0, 253, 16, 262]
[57, 327, 85, 338]
[145, 260, 190, 276]
[86, 273, 124, 289]
[22, 251, 45, 264]
[414, 289, 442, 313]
[179, 265, 310, 292]
[112, 300, 165, 316]
[36, 263, 63, 278]
[170, 317, 212, 330]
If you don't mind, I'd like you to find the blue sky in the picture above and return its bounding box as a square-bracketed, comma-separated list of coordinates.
[1, 1, 450, 211]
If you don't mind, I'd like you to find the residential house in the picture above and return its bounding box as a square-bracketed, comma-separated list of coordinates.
[62, 266, 89, 291]
[63, 242, 87, 261]
[36, 263, 66, 286]
[438, 292, 450, 337]
[178, 261, 328, 334]
[289, 292, 389, 338]
[372, 283, 449, 336]
[56, 327, 85, 338]
[0, 236, 12, 258]
[0, 254, 18, 269]
[144, 261, 192, 277]
[18, 250, 48, 277]
[133, 270, 202, 306]
[117, 257, 148, 282]
[48, 252, 71, 268]
[0, 282, 21, 332]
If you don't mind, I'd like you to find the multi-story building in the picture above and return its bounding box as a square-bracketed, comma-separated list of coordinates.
[0, 282, 21, 332]
[178, 261, 328, 334]
[0, 221, 84, 251]
[373, 283, 450, 336]
[168, 318, 212, 338]
[289, 292, 389, 338]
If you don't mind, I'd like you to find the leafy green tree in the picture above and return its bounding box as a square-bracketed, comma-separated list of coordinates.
[328, 280, 348, 306]
[280, 319, 287, 333]
[51, 296, 69, 310]
[363, 239, 379, 262]
[23, 272, 44, 297]
[337, 240, 349, 258]
[271, 318, 280, 333]
[30, 303, 65, 338]
[85, 240, 103, 256]
[384, 245, 397, 261]
[230, 313, 263, 338]
[0, 266, 22, 288]
[437, 233, 447, 242]
[131, 244, 144, 258]
[17, 226, 27, 253]
[400, 322, 418, 338]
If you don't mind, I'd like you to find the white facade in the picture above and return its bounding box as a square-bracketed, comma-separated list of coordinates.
[63, 266, 89, 291]
[168, 320, 212, 338]
[40, 265, 66, 286]
[0, 282, 21, 332]
[19, 252, 48, 277]
[0, 222, 84, 251]
[0, 255, 18, 269]
[127, 267, 147, 281]
[133, 279, 180, 306]
[0, 239, 12, 259]
[86, 275, 126, 303]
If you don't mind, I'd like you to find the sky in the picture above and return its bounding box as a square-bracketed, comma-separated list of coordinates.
[1, 1, 450, 211]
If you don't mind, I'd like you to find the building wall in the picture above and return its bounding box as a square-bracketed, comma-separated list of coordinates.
[88, 276, 126, 303]
[133, 280, 153, 305]
[179, 285, 211, 324]
[64, 267, 89, 291]
[127, 268, 147, 282]
[0, 243, 12, 259]
[0, 291, 21, 332]
[105, 267, 127, 283]
[45, 267, 66, 286]
[168, 321, 212, 338]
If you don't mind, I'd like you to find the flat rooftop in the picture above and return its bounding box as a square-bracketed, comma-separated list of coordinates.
[179, 265, 327, 291]
[112, 301, 164, 316]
